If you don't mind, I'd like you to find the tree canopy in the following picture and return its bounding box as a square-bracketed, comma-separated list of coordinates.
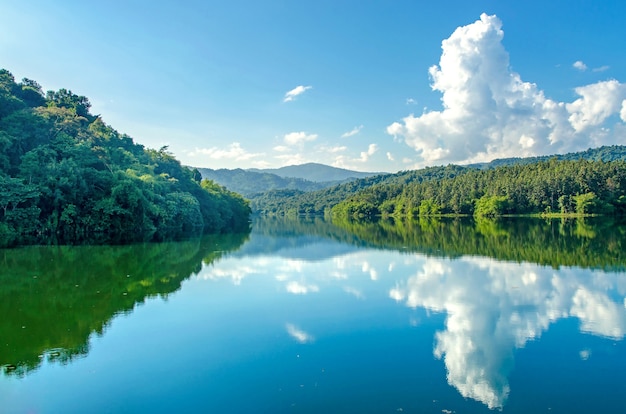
[0, 69, 250, 246]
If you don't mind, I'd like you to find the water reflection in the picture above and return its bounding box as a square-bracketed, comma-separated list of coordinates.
[198, 217, 626, 410]
[3, 216, 626, 412]
[390, 257, 626, 409]
[0, 233, 249, 377]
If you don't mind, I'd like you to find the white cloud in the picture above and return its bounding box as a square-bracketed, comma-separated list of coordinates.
[341, 125, 363, 138]
[188, 142, 264, 161]
[332, 143, 379, 169]
[406, 98, 417, 105]
[573, 60, 588, 71]
[286, 323, 314, 343]
[286, 281, 319, 295]
[390, 256, 626, 409]
[284, 131, 318, 145]
[321, 145, 347, 153]
[273, 145, 290, 152]
[359, 143, 378, 162]
[276, 153, 308, 166]
[567, 80, 626, 132]
[387, 14, 626, 167]
[593, 65, 610, 73]
[283, 85, 312, 102]
[621, 100, 626, 122]
[386, 152, 395, 161]
[344, 286, 364, 299]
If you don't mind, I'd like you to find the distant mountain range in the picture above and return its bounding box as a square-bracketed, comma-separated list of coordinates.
[197, 163, 380, 197]
[248, 163, 380, 182]
[197, 145, 626, 203]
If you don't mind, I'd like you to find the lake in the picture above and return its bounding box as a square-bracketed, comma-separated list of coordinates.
[2, 217, 625, 413]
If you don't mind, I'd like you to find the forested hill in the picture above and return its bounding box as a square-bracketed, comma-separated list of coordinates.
[0, 69, 250, 247]
[198, 163, 381, 198]
[253, 146, 626, 217]
[469, 145, 626, 169]
[248, 163, 380, 182]
[197, 168, 330, 198]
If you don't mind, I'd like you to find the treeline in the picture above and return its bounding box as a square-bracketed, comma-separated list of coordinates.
[332, 216, 626, 270]
[251, 166, 465, 216]
[469, 144, 626, 169]
[198, 167, 329, 198]
[0, 69, 250, 246]
[332, 159, 626, 219]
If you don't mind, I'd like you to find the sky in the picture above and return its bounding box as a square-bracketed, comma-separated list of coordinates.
[1, 0, 626, 172]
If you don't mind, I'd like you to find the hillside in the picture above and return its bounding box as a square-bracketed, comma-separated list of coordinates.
[248, 162, 381, 182]
[0, 69, 251, 246]
[197, 167, 330, 197]
[251, 146, 626, 217]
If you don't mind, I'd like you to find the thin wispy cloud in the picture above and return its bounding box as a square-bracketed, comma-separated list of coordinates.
[275, 153, 308, 166]
[283, 85, 312, 102]
[188, 142, 264, 161]
[341, 125, 363, 138]
[286, 281, 319, 295]
[284, 131, 318, 145]
[286, 323, 314, 343]
[387, 14, 626, 167]
[593, 65, 610, 72]
[321, 145, 347, 153]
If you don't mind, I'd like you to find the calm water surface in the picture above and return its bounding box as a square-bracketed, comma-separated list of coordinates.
[1, 217, 625, 413]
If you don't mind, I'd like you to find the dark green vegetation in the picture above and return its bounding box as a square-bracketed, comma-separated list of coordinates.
[0, 232, 249, 377]
[0, 69, 250, 246]
[333, 159, 626, 219]
[332, 216, 626, 270]
[250, 148, 626, 219]
[250, 215, 626, 270]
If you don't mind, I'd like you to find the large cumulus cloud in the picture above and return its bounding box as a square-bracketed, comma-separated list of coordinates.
[387, 14, 626, 166]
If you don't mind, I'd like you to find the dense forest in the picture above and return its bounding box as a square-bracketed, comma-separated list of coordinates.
[0, 69, 250, 247]
[252, 149, 626, 219]
[332, 159, 626, 219]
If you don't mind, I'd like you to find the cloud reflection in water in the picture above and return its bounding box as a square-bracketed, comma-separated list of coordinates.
[390, 256, 626, 409]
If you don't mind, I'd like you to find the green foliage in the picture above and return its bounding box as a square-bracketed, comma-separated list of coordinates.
[418, 198, 442, 216]
[328, 158, 626, 220]
[0, 232, 249, 376]
[331, 216, 626, 270]
[251, 148, 626, 220]
[474, 195, 509, 218]
[0, 69, 251, 246]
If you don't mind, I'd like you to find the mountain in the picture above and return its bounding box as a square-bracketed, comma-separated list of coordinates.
[248, 162, 381, 182]
[197, 163, 382, 198]
[250, 145, 626, 217]
[196, 168, 329, 197]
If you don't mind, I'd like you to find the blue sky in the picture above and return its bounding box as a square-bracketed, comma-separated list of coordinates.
[2, 0, 626, 172]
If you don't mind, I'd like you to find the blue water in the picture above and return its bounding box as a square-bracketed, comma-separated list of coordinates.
[2, 219, 625, 413]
